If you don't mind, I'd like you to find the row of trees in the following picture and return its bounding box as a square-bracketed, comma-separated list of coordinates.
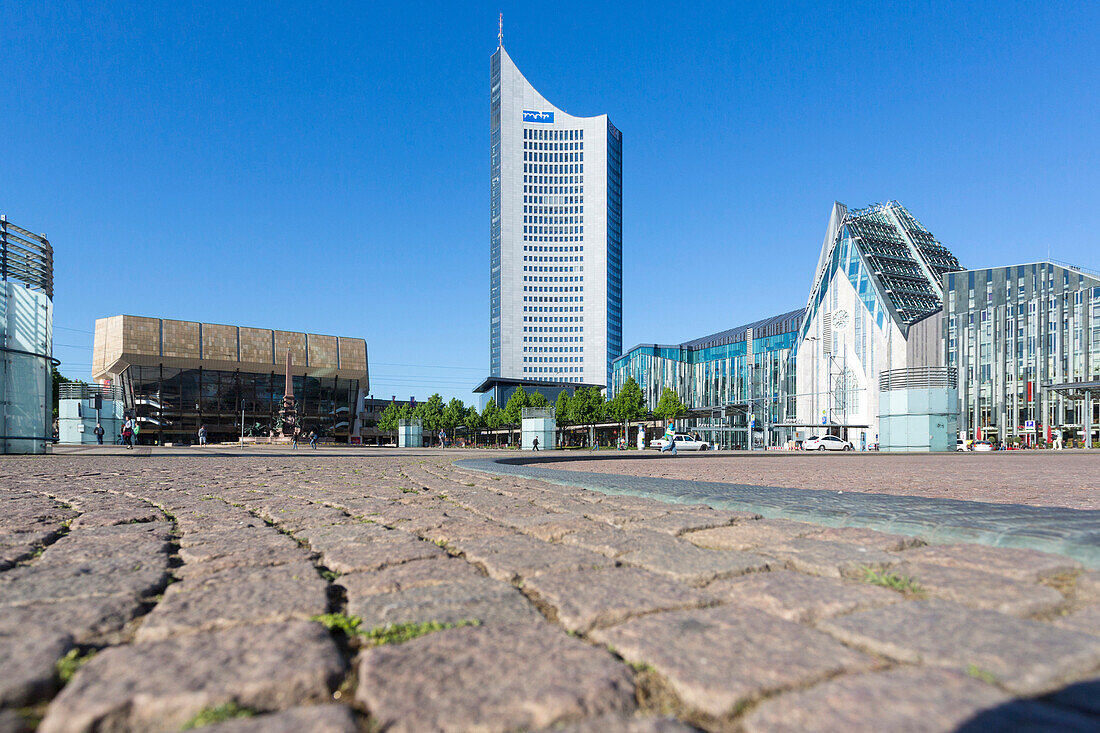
[374, 377, 690, 446]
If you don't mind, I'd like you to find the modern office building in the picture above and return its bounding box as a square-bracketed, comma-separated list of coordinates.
[611, 309, 804, 449]
[487, 36, 622, 391]
[944, 262, 1100, 447]
[92, 315, 368, 444]
[795, 201, 963, 447]
[0, 215, 54, 454]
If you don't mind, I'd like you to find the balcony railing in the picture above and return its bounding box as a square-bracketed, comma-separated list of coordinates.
[879, 367, 958, 391]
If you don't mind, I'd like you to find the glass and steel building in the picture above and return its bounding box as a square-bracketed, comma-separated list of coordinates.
[488, 37, 622, 390]
[611, 309, 803, 449]
[944, 262, 1100, 447]
[92, 315, 368, 445]
[0, 215, 54, 454]
[796, 201, 963, 446]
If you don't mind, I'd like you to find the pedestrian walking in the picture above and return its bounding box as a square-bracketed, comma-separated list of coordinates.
[198, 425, 207, 446]
[532, 436, 539, 451]
[309, 430, 318, 449]
[292, 430, 299, 449]
[132, 420, 141, 445]
[660, 421, 677, 456]
[439, 429, 446, 449]
[122, 420, 134, 450]
[93, 423, 104, 445]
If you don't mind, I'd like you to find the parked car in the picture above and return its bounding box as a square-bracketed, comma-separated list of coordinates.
[972, 440, 994, 452]
[649, 433, 711, 451]
[802, 435, 854, 451]
[956, 440, 969, 452]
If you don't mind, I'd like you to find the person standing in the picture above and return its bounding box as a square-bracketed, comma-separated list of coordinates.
[660, 421, 677, 456]
[309, 430, 318, 449]
[198, 425, 207, 446]
[438, 429, 446, 449]
[132, 420, 141, 446]
[93, 423, 104, 445]
[292, 429, 300, 449]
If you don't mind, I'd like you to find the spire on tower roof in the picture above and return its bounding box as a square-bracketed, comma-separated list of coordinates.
[498, 12, 503, 47]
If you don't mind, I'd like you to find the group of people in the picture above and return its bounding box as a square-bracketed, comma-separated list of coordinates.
[290, 429, 319, 449]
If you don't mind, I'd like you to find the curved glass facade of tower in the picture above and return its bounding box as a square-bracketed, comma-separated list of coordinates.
[488, 44, 622, 388]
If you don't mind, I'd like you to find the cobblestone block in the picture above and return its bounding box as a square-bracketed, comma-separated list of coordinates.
[0, 560, 168, 606]
[39, 621, 344, 733]
[0, 631, 72, 706]
[560, 525, 654, 557]
[1077, 572, 1100, 603]
[898, 543, 1082, 582]
[804, 526, 925, 551]
[297, 525, 445, 573]
[520, 516, 597, 541]
[542, 714, 696, 732]
[590, 604, 873, 718]
[705, 569, 898, 622]
[177, 528, 312, 577]
[740, 667, 1010, 733]
[33, 523, 172, 567]
[1051, 605, 1100, 635]
[761, 538, 896, 578]
[347, 575, 542, 629]
[136, 561, 328, 641]
[0, 596, 143, 645]
[682, 519, 817, 551]
[456, 535, 612, 582]
[618, 535, 772, 586]
[198, 705, 358, 732]
[523, 566, 713, 632]
[893, 561, 1065, 617]
[818, 599, 1100, 694]
[338, 557, 481, 597]
[357, 622, 635, 732]
[628, 509, 758, 536]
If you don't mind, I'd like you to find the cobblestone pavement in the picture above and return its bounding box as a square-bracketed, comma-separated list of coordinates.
[466, 455, 1100, 568]
[548, 451, 1100, 510]
[1, 449, 1098, 732]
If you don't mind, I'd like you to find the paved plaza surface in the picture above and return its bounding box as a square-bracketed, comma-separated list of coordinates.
[1, 449, 1099, 731]
[549, 451, 1100, 510]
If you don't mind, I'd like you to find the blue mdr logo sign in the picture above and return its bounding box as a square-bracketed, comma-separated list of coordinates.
[523, 110, 554, 123]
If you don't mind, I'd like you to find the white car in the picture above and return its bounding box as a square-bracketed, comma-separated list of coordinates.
[803, 435, 854, 451]
[972, 440, 994, 452]
[649, 433, 711, 451]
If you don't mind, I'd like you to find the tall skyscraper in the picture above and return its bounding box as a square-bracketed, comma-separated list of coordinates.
[488, 37, 622, 389]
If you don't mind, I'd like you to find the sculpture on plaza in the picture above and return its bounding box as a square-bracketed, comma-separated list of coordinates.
[280, 347, 297, 437]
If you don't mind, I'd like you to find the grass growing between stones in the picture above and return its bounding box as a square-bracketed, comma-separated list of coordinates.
[966, 664, 998, 685]
[311, 612, 363, 636]
[859, 567, 924, 596]
[364, 619, 481, 646]
[310, 614, 481, 646]
[56, 648, 96, 683]
[181, 702, 256, 729]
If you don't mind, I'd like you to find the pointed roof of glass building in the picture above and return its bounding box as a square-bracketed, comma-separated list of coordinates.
[804, 201, 963, 334]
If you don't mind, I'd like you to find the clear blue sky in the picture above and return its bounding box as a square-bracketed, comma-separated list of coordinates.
[4, 1, 1098, 404]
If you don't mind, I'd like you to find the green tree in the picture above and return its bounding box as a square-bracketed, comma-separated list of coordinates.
[571, 387, 606, 446]
[554, 390, 573, 446]
[554, 391, 572, 425]
[608, 377, 647, 446]
[502, 388, 530, 446]
[481, 398, 502, 445]
[465, 405, 484, 444]
[377, 402, 401, 434]
[529, 391, 550, 408]
[415, 393, 445, 432]
[653, 387, 688, 423]
[442, 398, 467, 436]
